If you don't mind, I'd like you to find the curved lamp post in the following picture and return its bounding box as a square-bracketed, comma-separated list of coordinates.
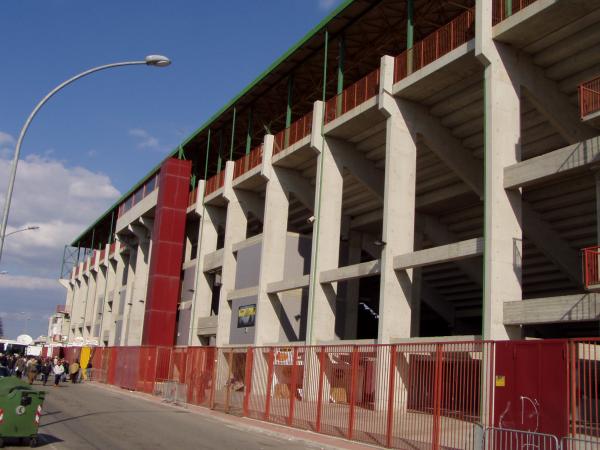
[4, 225, 40, 239]
[0, 55, 171, 266]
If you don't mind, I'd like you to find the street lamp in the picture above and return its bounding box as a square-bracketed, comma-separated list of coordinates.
[0, 54, 171, 266]
[3, 226, 40, 238]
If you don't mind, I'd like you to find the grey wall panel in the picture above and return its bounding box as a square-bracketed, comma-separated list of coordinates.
[180, 266, 196, 302]
[234, 243, 262, 290]
[114, 320, 123, 346]
[176, 304, 191, 346]
[229, 296, 256, 345]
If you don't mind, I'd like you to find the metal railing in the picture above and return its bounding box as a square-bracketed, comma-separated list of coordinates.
[204, 171, 225, 196]
[482, 427, 561, 450]
[582, 246, 600, 288]
[580, 77, 600, 119]
[273, 111, 313, 155]
[233, 144, 264, 179]
[394, 8, 475, 83]
[118, 172, 160, 218]
[493, 0, 540, 25]
[188, 188, 198, 207]
[324, 69, 380, 124]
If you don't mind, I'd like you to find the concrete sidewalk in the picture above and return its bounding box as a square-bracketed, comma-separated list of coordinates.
[89, 381, 382, 450]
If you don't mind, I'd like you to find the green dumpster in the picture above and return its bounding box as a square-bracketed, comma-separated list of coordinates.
[0, 377, 45, 448]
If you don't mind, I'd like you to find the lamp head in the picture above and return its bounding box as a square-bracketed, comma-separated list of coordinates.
[145, 54, 171, 67]
[28, 226, 40, 230]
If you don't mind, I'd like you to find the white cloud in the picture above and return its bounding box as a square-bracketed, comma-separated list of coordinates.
[318, 0, 339, 10]
[0, 131, 15, 147]
[129, 128, 160, 150]
[0, 143, 120, 338]
[0, 275, 61, 290]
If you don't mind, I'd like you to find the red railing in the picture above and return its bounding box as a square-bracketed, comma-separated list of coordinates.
[324, 69, 380, 124]
[492, 0, 539, 25]
[56, 304, 70, 314]
[188, 188, 198, 206]
[582, 246, 600, 288]
[99, 248, 106, 263]
[273, 111, 313, 155]
[83, 341, 492, 449]
[394, 8, 475, 83]
[205, 171, 225, 196]
[118, 172, 160, 218]
[580, 77, 600, 119]
[234, 144, 264, 179]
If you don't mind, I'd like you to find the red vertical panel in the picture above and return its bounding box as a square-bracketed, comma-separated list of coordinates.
[142, 158, 192, 346]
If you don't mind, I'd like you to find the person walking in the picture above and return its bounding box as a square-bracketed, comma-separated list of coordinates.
[26, 357, 38, 385]
[85, 360, 93, 382]
[52, 359, 64, 387]
[15, 356, 25, 379]
[41, 360, 52, 386]
[69, 360, 80, 383]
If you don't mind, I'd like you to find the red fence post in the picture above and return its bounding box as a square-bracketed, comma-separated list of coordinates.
[243, 347, 254, 417]
[264, 347, 275, 421]
[288, 347, 299, 426]
[386, 345, 397, 448]
[315, 346, 326, 433]
[347, 345, 359, 441]
[432, 344, 443, 450]
[209, 348, 218, 410]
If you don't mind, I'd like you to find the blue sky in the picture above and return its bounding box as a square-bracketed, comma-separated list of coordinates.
[0, 0, 342, 339]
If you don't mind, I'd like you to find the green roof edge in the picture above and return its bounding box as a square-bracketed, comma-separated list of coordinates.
[70, 0, 355, 246]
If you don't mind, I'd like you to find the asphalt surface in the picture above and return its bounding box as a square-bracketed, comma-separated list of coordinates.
[2, 381, 327, 450]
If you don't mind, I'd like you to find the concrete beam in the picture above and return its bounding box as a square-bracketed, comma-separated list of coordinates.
[400, 102, 483, 197]
[504, 293, 600, 325]
[203, 248, 224, 272]
[328, 137, 385, 200]
[227, 286, 259, 301]
[277, 167, 315, 212]
[320, 260, 381, 284]
[504, 136, 600, 189]
[515, 51, 596, 144]
[522, 201, 581, 286]
[420, 281, 455, 325]
[266, 275, 310, 294]
[393, 238, 484, 271]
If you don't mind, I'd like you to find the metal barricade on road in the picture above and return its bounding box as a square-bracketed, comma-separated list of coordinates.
[482, 427, 560, 450]
[562, 437, 600, 450]
[154, 381, 188, 406]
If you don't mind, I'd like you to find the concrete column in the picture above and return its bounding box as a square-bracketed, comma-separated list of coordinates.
[377, 55, 417, 345]
[125, 224, 152, 346]
[477, 3, 523, 339]
[411, 232, 423, 337]
[344, 230, 362, 339]
[255, 135, 290, 345]
[108, 251, 126, 346]
[190, 199, 223, 345]
[119, 244, 137, 345]
[216, 161, 248, 346]
[83, 271, 97, 341]
[306, 134, 344, 344]
[91, 265, 107, 341]
[100, 258, 117, 345]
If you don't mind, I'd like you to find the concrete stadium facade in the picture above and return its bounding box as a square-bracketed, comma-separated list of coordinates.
[54, 0, 600, 349]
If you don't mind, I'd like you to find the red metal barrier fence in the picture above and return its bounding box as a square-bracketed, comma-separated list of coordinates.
[394, 8, 475, 83]
[233, 144, 263, 179]
[582, 246, 600, 288]
[61, 339, 600, 448]
[324, 70, 380, 124]
[273, 111, 313, 155]
[204, 171, 225, 196]
[580, 77, 600, 119]
[492, 0, 539, 25]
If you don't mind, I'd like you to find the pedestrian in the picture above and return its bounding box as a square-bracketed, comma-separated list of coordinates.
[69, 360, 80, 383]
[41, 360, 52, 386]
[62, 360, 69, 382]
[52, 359, 65, 387]
[26, 357, 38, 385]
[86, 361, 93, 381]
[15, 356, 25, 379]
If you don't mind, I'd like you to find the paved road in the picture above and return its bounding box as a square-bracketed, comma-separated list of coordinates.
[3, 382, 326, 450]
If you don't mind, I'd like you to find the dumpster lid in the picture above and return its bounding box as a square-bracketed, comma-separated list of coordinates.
[0, 376, 34, 396]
